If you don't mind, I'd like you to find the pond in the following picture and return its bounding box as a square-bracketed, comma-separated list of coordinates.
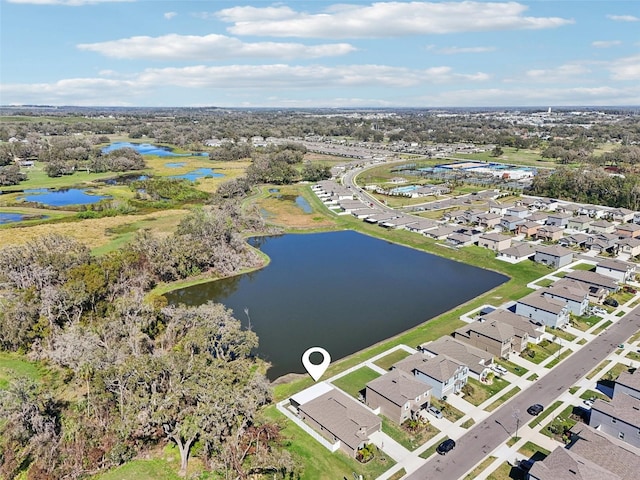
[19, 188, 110, 207]
[170, 168, 224, 181]
[102, 142, 209, 157]
[165, 231, 507, 380]
[0, 212, 26, 224]
[295, 196, 313, 213]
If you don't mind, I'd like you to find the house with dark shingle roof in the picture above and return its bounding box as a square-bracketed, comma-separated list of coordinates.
[596, 259, 636, 283]
[589, 393, 640, 449]
[615, 370, 640, 400]
[497, 241, 536, 263]
[365, 369, 431, 424]
[567, 215, 593, 232]
[535, 225, 564, 242]
[617, 237, 640, 258]
[481, 308, 545, 347]
[418, 336, 493, 380]
[546, 211, 573, 228]
[564, 270, 619, 294]
[393, 352, 468, 399]
[297, 388, 382, 457]
[615, 222, 640, 239]
[543, 278, 590, 316]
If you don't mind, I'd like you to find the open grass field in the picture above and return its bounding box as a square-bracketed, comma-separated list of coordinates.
[0, 352, 47, 390]
[331, 366, 381, 399]
[374, 349, 412, 371]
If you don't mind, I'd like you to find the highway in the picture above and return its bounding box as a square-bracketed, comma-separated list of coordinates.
[405, 305, 640, 480]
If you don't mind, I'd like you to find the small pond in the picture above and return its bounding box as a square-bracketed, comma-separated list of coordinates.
[19, 188, 110, 207]
[170, 168, 224, 182]
[102, 142, 209, 157]
[166, 231, 507, 380]
[0, 212, 26, 224]
[165, 162, 187, 168]
[295, 196, 312, 213]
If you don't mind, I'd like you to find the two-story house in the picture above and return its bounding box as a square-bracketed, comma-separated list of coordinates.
[454, 320, 515, 358]
[534, 245, 574, 268]
[515, 290, 570, 328]
[596, 259, 636, 283]
[365, 369, 431, 425]
[477, 232, 512, 251]
[418, 336, 494, 381]
[543, 279, 590, 316]
[393, 353, 468, 399]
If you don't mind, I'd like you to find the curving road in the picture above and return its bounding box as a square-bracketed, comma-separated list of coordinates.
[405, 305, 640, 480]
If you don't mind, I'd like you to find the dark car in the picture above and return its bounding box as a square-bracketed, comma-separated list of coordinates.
[436, 439, 456, 455]
[519, 459, 535, 472]
[604, 298, 619, 307]
[527, 404, 544, 416]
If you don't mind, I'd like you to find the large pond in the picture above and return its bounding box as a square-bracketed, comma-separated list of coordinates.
[170, 168, 224, 181]
[102, 142, 209, 157]
[166, 231, 507, 380]
[19, 188, 110, 207]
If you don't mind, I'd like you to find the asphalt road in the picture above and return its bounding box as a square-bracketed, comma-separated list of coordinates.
[405, 305, 640, 480]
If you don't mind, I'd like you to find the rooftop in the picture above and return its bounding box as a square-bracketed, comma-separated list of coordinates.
[366, 369, 431, 408]
[394, 352, 465, 383]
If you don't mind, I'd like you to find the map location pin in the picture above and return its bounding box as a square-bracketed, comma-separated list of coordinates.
[302, 347, 331, 382]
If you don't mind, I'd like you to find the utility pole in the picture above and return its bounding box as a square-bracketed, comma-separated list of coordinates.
[513, 407, 521, 441]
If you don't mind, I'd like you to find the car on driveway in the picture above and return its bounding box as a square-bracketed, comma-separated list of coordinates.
[519, 459, 534, 472]
[604, 298, 619, 307]
[492, 364, 508, 375]
[436, 439, 456, 455]
[428, 405, 443, 419]
[583, 399, 594, 408]
[527, 403, 544, 416]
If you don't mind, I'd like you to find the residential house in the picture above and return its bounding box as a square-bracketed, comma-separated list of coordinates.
[608, 207, 636, 224]
[615, 370, 640, 400]
[338, 199, 369, 214]
[558, 233, 591, 249]
[424, 225, 457, 240]
[589, 393, 640, 449]
[297, 388, 382, 457]
[587, 233, 620, 255]
[576, 204, 607, 218]
[546, 211, 573, 228]
[418, 336, 494, 381]
[543, 279, 590, 316]
[564, 270, 620, 294]
[364, 212, 399, 224]
[515, 291, 570, 328]
[379, 215, 419, 229]
[590, 219, 616, 234]
[557, 203, 580, 215]
[475, 212, 502, 229]
[488, 202, 513, 216]
[393, 353, 468, 399]
[616, 223, 640, 239]
[567, 215, 592, 232]
[505, 205, 530, 219]
[534, 245, 574, 268]
[352, 208, 383, 219]
[617, 237, 640, 258]
[481, 308, 544, 348]
[497, 241, 537, 263]
[446, 232, 475, 247]
[535, 225, 564, 242]
[518, 221, 542, 238]
[499, 215, 525, 232]
[477, 232, 512, 252]
[526, 211, 549, 224]
[405, 218, 439, 234]
[596, 259, 636, 283]
[454, 320, 515, 358]
[635, 211, 640, 224]
[530, 424, 640, 480]
[365, 369, 431, 425]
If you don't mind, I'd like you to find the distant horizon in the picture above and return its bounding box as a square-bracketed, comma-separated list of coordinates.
[2, 1, 639, 107]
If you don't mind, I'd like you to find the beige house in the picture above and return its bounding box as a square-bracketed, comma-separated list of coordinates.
[477, 232, 512, 251]
[616, 223, 640, 239]
[535, 225, 564, 241]
[419, 336, 494, 380]
[481, 309, 544, 348]
[365, 369, 431, 425]
[454, 320, 515, 358]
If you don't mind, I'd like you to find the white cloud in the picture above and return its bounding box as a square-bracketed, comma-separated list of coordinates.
[592, 40, 622, 48]
[164, 12, 177, 20]
[525, 63, 590, 82]
[606, 14, 640, 22]
[7, 0, 133, 5]
[426, 45, 496, 54]
[77, 34, 356, 60]
[215, 1, 573, 38]
[608, 54, 640, 81]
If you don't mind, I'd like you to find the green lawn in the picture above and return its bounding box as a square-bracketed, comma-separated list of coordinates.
[374, 349, 412, 371]
[526, 373, 539, 381]
[331, 366, 381, 400]
[486, 462, 524, 480]
[528, 400, 562, 428]
[602, 362, 632, 382]
[463, 377, 510, 406]
[592, 320, 613, 335]
[586, 360, 610, 380]
[0, 352, 47, 390]
[381, 416, 440, 451]
[486, 386, 522, 412]
[544, 349, 572, 369]
[570, 314, 603, 332]
[549, 328, 577, 343]
[262, 406, 395, 479]
[388, 468, 407, 480]
[570, 263, 595, 271]
[579, 389, 609, 401]
[541, 405, 578, 442]
[464, 456, 497, 480]
[460, 418, 475, 429]
[534, 278, 554, 287]
[522, 340, 561, 364]
[430, 397, 465, 422]
[496, 359, 528, 376]
[626, 351, 640, 362]
[518, 441, 550, 461]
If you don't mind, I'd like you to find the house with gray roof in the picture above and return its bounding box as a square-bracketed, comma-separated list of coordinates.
[453, 319, 515, 358]
[534, 245, 574, 268]
[517, 221, 542, 238]
[505, 205, 530, 218]
[499, 215, 526, 232]
[535, 225, 564, 242]
[481, 308, 544, 347]
[615, 370, 640, 400]
[515, 290, 570, 328]
[558, 233, 591, 249]
[475, 212, 502, 229]
[543, 278, 590, 316]
[379, 215, 419, 229]
[497, 241, 536, 263]
[365, 369, 431, 425]
[590, 219, 616, 234]
[424, 225, 457, 240]
[526, 211, 549, 223]
[405, 218, 438, 233]
[564, 270, 619, 294]
[615, 222, 640, 239]
[529, 446, 620, 480]
[617, 237, 640, 258]
[297, 388, 382, 457]
[477, 232, 512, 251]
[546, 211, 573, 228]
[567, 215, 593, 232]
[596, 259, 636, 283]
[589, 393, 640, 448]
[393, 353, 468, 399]
[608, 207, 636, 223]
[587, 232, 620, 255]
[418, 336, 493, 380]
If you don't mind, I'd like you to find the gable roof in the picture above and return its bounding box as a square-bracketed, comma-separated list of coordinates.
[455, 319, 515, 343]
[420, 336, 492, 376]
[394, 352, 465, 383]
[564, 270, 619, 290]
[535, 244, 574, 258]
[616, 370, 640, 395]
[298, 388, 381, 450]
[517, 290, 568, 314]
[366, 369, 431, 407]
[482, 309, 541, 339]
[529, 446, 620, 480]
[545, 278, 589, 303]
[592, 392, 640, 428]
[597, 258, 635, 273]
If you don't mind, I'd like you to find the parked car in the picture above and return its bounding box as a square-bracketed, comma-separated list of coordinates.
[604, 298, 619, 307]
[519, 459, 535, 472]
[583, 399, 594, 408]
[428, 405, 443, 419]
[527, 403, 544, 416]
[492, 365, 508, 375]
[591, 307, 606, 316]
[623, 286, 637, 294]
[436, 438, 456, 455]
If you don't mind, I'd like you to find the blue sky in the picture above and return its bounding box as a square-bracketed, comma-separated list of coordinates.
[1, 0, 639, 107]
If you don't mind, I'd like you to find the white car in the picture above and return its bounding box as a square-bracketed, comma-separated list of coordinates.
[583, 399, 594, 408]
[492, 365, 508, 375]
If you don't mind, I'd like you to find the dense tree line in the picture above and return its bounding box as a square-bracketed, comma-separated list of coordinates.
[0, 204, 295, 479]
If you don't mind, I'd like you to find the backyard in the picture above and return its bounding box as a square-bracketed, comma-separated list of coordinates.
[331, 366, 381, 400]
